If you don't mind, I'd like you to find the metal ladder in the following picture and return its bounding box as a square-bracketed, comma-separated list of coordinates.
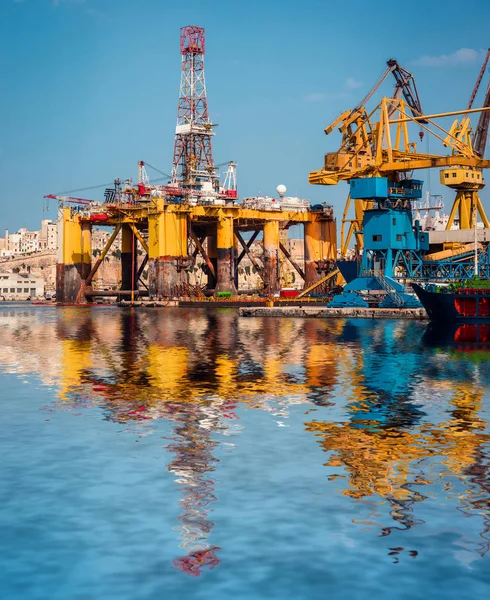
[375, 273, 405, 307]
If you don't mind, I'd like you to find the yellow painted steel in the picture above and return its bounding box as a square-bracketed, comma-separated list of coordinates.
[60, 207, 83, 265]
[297, 268, 340, 298]
[128, 223, 150, 254]
[440, 169, 490, 229]
[425, 242, 482, 261]
[263, 221, 280, 252]
[340, 194, 373, 256]
[309, 96, 490, 250]
[63, 198, 335, 296]
[121, 224, 134, 253]
[92, 201, 316, 227]
[81, 222, 92, 267]
[389, 105, 490, 123]
[305, 220, 336, 262]
[148, 202, 188, 258]
[217, 216, 234, 249]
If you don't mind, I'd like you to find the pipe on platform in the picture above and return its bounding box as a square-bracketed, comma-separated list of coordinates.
[262, 221, 280, 295]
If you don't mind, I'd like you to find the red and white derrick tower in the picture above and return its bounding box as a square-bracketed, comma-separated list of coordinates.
[171, 26, 217, 189]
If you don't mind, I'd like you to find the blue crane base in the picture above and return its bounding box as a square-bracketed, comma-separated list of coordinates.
[329, 276, 422, 309]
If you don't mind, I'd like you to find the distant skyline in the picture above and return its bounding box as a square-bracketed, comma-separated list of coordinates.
[1, 0, 490, 231]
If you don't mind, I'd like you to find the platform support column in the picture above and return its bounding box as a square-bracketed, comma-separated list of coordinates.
[263, 221, 280, 295]
[216, 217, 236, 294]
[56, 206, 86, 303]
[304, 218, 337, 289]
[121, 224, 138, 292]
[233, 232, 240, 290]
[206, 231, 218, 290]
[148, 201, 188, 297]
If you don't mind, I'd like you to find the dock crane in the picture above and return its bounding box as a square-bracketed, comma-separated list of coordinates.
[309, 97, 490, 189]
[309, 96, 490, 287]
[326, 59, 426, 256]
[444, 49, 490, 231]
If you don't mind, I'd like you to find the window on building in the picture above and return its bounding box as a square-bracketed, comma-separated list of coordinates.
[396, 235, 403, 242]
[372, 235, 382, 242]
[10, 288, 15, 293]
[392, 218, 396, 225]
[3, 288, 8, 293]
[24, 288, 29, 293]
[445, 173, 449, 178]
[452, 172, 457, 178]
[30, 288, 36, 295]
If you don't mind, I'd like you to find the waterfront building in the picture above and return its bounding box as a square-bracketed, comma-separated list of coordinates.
[0, 271, 45, 300]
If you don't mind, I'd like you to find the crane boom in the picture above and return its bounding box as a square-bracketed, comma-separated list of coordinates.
[466, 49, 490, 158]
[387, 59, 426, 122]
[44, 194, 98, 205]
[467, 49, 490, 110]
[355, 59, 425, 121]
[474, 84, 490, 157]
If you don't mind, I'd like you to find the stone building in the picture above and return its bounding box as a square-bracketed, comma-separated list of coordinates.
[0, 272, 45, 300]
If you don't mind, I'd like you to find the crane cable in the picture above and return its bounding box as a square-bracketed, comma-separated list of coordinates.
[143, 162, 173, 180]
[54, 181, 117, 196]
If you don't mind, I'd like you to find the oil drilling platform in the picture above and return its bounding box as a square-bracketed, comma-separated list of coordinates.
[53, 25, 336, 304]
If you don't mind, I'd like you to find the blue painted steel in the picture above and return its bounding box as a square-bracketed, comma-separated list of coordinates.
[361, 207, 429, 278]
[328, 290, 369, 308]
[332, 176, 490, 308]
[335, 275, 421, 308]
[387, 179, 423, 200]
[350, 178, 423, 201]
[350, 177, 388, 199]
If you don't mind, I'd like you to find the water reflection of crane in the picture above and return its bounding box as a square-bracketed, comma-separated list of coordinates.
[306, 320, 490, 550]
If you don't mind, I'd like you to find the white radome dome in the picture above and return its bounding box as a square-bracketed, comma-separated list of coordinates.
[276, 184, 287, 197]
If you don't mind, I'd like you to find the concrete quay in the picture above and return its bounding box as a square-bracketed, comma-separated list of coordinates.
[239, 306, 428, 319]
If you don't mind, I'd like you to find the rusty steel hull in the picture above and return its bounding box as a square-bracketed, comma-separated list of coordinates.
[56, 263, 91, 303]
[148, 257, 188, 297]
[216, 248, 236, 294]
[262, 249, 280, 295]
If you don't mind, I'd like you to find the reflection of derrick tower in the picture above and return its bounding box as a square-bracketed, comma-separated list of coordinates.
[171, 26, 217, 189]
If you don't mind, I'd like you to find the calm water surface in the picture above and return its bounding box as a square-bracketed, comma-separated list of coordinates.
[1, 305, 490, 599]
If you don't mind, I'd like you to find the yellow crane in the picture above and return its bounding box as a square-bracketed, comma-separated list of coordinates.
[309, 97, 490, 254]
[311, 59, 426, 257]
[443, 49, 490, 230]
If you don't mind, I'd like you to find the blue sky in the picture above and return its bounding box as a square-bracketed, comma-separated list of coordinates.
[1, 0, 490, 231]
